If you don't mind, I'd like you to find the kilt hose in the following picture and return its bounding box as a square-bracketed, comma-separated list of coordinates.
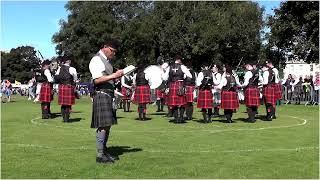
[121, 87, 132, 100]
[39, 82, 53, 103]
[244, 87, 260, 107]
[185, 85, 195, 103]
[133, 85, 151, 104]
[156, 89, 165, 99]
[263, 84, 277, 105]
[197, 89, 213, 109]
[274, 83, 282, 100]
[221, 90, 239, 110]
[167, 81, 186, 106]
[58, 84, 75, 105]
[91, 92, 117, 128]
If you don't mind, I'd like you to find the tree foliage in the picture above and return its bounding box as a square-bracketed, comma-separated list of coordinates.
[1, 46, 42, 83]
[53, 1, 264, 79]
[268, 1, 319, 64]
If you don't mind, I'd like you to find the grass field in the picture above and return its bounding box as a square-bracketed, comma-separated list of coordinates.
[1, 95, 319, 179]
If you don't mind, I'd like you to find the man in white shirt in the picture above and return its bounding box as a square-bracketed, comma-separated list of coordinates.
[89, 39, 124, 164]
[39, 60, 54, 119]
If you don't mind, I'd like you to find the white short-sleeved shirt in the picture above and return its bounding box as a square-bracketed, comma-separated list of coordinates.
[89, 50, 109, 80]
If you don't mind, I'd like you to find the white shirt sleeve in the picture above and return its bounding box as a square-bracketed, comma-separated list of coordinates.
[55, 67, 61, 75]
[44, 69, 53, 83]
[121, 76, 131, 88]
[242, 71, 252, 87]
[196, 72, 204, 87]
[212, 73, 222, 85]
[218, 77, 227, 89]
[132, 74, 137, 85]
[181, 65, 192, 78]
[162, 67, 170, 81]
[273, 68, 279, 83]
[263, 71, 269, 85]
[89, 56, 105, 80]
[69, 67, 78, 82]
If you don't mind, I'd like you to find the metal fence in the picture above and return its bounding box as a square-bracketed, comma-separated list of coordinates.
[281, 85, 319, 106]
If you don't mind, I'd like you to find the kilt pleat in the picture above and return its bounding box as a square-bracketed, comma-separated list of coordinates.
[197, 89, 213, 108]
[133, 85, 151, 104]
[221, 90, 239, 110]
[263, 84, 276, 105]
[39, 83, 52, 102]
[121, 87, 132, 100]
[274, 83, 282, 100]
[58, 84, 75, 105]
[186, 85, 195, 103]
[244, 87, 260, 107]
[91, 93, 117, 128]
[167, 81, 186, 106]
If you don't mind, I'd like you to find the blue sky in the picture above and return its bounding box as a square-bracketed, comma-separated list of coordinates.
[1, 1, 282, 59]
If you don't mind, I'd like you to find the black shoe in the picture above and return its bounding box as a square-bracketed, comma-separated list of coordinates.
[105, 153, 119, 161]
[96, 155, 114, 164]
[272, 115, 277, 119]
[156, 109, 161, 112]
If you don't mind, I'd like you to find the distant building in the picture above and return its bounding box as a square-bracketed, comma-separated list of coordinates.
[283, 58, 320, 79]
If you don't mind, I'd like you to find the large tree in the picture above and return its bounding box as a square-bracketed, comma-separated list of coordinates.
[1, 46, 42, 83]
[267, 1, 319, 64]
[53, 1, 264, 79]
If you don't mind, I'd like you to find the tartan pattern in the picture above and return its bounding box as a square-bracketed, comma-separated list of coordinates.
[121, 87, 132, 100]
[167, 81, 186, 106]
[221, 90, 239, 110]
[156, 89, 165, 99]
[58, 84, 75, 105]
[274, 83, 282, 100]
[185, 85, 195, 103]
[263, 84, 276, 105]
[91, 93, 117, 128]
[133, 85, 151, 104]
[197, 89, 213, 108]
[39, 83, 52, 103]
[244, 87, 260, 106]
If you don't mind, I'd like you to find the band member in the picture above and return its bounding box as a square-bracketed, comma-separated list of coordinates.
[38, 60, 54, 119]
[121, 72, 133, 112]
[262, 63, 277, 121]
[55, 56, 78, 123]
[163, 55, 192, 123]
[89, 39, 123, 164]
[212, 64, 222, 117]
[196, 62, 215, 123]
[133, 65, 151, 121]
[219, 65, 241, 123]
[155, 62, 168, 112]
[266, 61, 281, 118]
[241, 64, 262, 123]
[184, 60, 197, 120]
[114, 78, 123, 109]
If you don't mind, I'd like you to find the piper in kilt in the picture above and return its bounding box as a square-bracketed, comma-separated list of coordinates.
[155, 63, 169, 112]
[184, 60, 197, 120]
[121, 73, 133, 112]
[212, 65, 222, 117]
[163, 55, 192, 123]
[262, 63, 277, 121]
[89, 39, 123, 164]
[196, 62, 216, 123]
[266, 61, 281, 118]
[55, 56, 78, 123]
[241, 64, 262, 123]
[38, 60, 54, 119]
[133, 65, 151, 121]
[219, 65, 241, 123]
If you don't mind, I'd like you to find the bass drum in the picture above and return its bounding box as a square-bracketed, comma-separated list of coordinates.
[144, 65, 163, 89]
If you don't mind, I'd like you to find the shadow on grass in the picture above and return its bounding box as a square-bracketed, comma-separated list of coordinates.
[68, 118, 82, 123]
[149, 112, 167, 115]
[134, 117, 152, 121]
[107, 146, 143, 159]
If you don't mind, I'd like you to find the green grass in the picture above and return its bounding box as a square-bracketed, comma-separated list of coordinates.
[1, 95, 319, 179]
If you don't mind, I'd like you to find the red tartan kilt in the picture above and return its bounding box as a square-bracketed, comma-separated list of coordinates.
[58, 84, 75, 105]
[263, 84, 276, 105]
[39, 83, 52, 102]
[245, 87, 260, 107]
[274, 83, 282, 100]
[221, 90, 239, 110]
[156, 89, 165, 99]
[186, 85, 195, 103]
[197, 89, 213, 108]
[121, 87, 132, 100]
[133, 85, 151, 104]
[167, 81, 186, 106]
